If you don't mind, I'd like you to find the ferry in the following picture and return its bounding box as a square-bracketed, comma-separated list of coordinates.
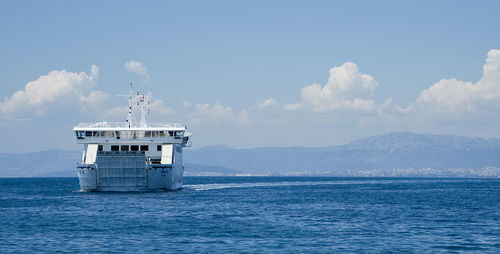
[73, 84, 191, 191]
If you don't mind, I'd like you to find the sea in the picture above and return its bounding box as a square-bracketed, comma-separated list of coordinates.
[0, 177, 498, 253]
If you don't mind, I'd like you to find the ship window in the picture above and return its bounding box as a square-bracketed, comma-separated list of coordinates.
[85, 131, 92, 137]
[157, 145, 162, 151]
[115, 131, 120, 139]
[145, 131, 151, 137]
[76, 131, 85, 139]
[125, 131, 132, 139]
[168, 131, 174, 137]
[175, 131, 184, 136]
[140, 145, 149, 151]
[107, 131, 114, 137]
[98, 145, 103, 151]
[111, 145, 119, 151]
[152, 131, 158, 137]
[159, 131, 165, 137]
[131, 145, 139, 151]
[121, 145, 129, 151]
[92, 131, 98, 137]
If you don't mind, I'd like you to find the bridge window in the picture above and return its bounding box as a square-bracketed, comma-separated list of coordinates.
[76, 131, 85, 139]
[131, 145, 139, 151]
[140, 145, 149, 151]
[121, 145, 129, 151]
[85, 131, 92, 137]
[159, 131, 166, 137]
[111, 145, 119, 151]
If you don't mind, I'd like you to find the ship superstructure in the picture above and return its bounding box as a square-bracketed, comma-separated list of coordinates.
[73, 84, 191, 191]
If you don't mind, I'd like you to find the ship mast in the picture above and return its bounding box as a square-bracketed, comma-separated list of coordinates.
[126, 82, 135, 128]
[123, 82, 150, 128]
[138, 92, 148, 128]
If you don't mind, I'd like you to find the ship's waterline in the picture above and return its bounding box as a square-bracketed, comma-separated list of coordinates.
[73, 84, 191, 191]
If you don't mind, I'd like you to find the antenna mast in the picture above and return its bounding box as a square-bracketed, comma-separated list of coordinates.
[139, 92, 148, 128]
[126, 82, 134, 128]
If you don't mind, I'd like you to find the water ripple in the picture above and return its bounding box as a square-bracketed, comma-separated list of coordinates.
[0, 177, 498, 253]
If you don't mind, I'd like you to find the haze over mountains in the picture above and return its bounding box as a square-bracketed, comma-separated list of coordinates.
[1, 132, 499, 177]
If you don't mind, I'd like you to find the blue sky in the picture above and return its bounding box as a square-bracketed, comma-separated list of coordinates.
[1, 0, 500, 152]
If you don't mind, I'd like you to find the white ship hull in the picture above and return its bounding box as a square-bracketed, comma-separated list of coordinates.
[78, 165, 184, 191]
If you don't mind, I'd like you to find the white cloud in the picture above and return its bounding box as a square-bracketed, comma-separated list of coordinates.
[194, 101, 232, 121]
[149, 99, 175, 116]
[79, 91, 110, 113]
[413, 49, 500, 115]
[0, 65, 107, 117]
[283, 103, 302, 111]
[124, 61, 150, 82]
[285, 62, 378, 112]
[236, 110, 248, 124]
[191, 101, 247, 124]
[257, 98, 277, 108]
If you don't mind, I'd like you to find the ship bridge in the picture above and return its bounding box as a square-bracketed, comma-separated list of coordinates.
[73, 122, 191, 145]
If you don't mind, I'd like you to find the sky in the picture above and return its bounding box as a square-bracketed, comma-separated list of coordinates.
[1, 0, 500, 153]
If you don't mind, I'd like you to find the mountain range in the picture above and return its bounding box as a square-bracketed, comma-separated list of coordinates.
[1, 132, 499, 177]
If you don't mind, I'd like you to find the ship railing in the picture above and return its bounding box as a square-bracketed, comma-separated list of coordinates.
[76, 136, 187, 142]
[75, 130, 189, 140]
[74, 122, 185, 129]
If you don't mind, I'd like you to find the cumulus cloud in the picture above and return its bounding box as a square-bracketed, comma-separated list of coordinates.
[192, 101, 248, 124]
[256, 98, 277, 108]
[272, 51, 500, 139]
[124, 61, 150, 82]
[149, 99, 175, 116]
[194, 101, 232, 121]
[413, 49, 500, 115]
[0, 65, 107, 118]
[79, 90, 110, 113]
[285, 62, 378, 112]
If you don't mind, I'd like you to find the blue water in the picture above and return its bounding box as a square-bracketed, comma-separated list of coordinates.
[0, 177, 498, 253]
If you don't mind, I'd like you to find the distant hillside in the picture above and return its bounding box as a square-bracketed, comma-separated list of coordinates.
[184, 163, 241, 176]
[184, 132, 500, 176]
[0, 149, 81, 177]
[1, 132, 500, 177]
